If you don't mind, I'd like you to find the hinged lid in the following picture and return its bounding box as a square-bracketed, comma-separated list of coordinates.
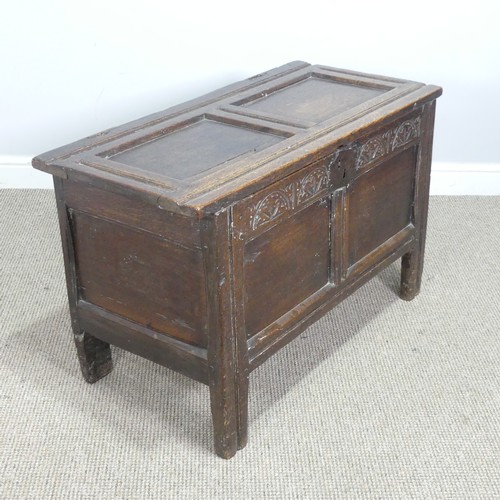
[33, 61, 441, 216]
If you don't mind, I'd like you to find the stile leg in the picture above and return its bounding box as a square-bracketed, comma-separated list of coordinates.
[74, 330, 113, 383]
[209, 368, 248, 458]
[236, 372, 249, 450]
[208, 358, 238, 458]
[400, 248, 423, 301]
[204, 209, 249, 458]
[400, 101, 437, 302]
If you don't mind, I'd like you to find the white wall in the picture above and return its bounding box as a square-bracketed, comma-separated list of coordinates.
[1, 0, 500, 192]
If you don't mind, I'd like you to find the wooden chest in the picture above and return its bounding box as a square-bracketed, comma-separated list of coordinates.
[33, 61, 441, 458]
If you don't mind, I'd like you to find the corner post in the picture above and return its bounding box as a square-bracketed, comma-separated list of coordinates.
[202, 208, 248, 458]
[53, 177, 113, 382]
[400, 100, 437, 300]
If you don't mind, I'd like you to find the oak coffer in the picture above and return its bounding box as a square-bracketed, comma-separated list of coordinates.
[32, 61, 442, 458]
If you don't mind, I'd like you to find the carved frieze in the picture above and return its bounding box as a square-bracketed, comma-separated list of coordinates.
[357, 117, 421, 169]
[251, 165, 329, 230]
[249, 115, 420, 231]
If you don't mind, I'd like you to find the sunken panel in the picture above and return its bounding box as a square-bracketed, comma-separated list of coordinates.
[110, 118, 283, 180]
[242, 77, 385, 123]
[347, 147, 417, 266]
[243, 200, 330, 337]
[72, 211, 207, 347]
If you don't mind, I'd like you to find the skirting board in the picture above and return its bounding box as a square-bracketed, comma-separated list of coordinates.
[1, 156, 500, 195]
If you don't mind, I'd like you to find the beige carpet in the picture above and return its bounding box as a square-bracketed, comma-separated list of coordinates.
[0, 191, 499, 499]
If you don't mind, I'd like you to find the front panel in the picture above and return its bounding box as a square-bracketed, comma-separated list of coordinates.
[243, 199, 330, 337]
[233, 111, 423, 364]
[347, 147, 417, 267]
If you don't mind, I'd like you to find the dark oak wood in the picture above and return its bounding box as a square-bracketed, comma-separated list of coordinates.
[201, 211, 246, 458]
[77, 300, 209, 385]
[53, 177, 113, 383]
[64, 180, 202, 248]
[347, 147, 417, 267]
[244, 199, 330, 337]
[33, 62, 441, 458]
[241, 76, 385, 123]
[72, 210, 207, 347]
[111, 118, 284, 180]
[400, 100, 437, 300]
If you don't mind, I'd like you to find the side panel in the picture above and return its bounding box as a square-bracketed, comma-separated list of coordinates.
[65, 182, 208, 348]
[64, 180, 201, 248]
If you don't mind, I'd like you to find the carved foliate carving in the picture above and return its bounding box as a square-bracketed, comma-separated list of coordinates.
[357, 117, 421, 169]
[298, 166, 330, 204]
[252, 190, 292, 229]
[251, 165, 329, 230]
[357, 134, 390, 167]
[392, 118, 421, 149]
